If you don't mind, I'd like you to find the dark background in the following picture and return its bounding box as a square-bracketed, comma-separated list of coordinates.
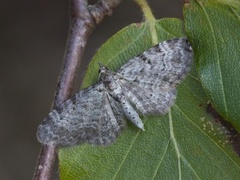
[0, 1, 183, 179]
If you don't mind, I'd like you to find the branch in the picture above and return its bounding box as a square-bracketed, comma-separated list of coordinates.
[32, 0, 122, 180]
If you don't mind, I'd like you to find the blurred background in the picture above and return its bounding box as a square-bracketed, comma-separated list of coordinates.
[0, 0, 183, 179]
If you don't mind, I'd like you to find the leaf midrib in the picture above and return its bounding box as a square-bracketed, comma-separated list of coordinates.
[196, 0, 229, 117]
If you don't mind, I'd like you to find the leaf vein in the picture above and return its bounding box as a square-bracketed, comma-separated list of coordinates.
[151, 138, 171, 180]
[169, 110, 182, 180]
[111, 128, 142, 179]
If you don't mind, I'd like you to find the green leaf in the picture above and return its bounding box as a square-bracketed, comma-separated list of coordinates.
[184, 0, 240, 131]
[58, 18, 240, 179]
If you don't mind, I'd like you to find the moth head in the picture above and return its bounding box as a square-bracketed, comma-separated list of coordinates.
[98, 62, 111, 81]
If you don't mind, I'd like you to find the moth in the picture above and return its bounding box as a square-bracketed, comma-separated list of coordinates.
[37, 38, 193, 147]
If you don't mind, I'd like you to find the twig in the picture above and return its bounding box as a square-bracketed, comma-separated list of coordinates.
[54, 0, 94, 107]
[33, 0, 122, 180]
